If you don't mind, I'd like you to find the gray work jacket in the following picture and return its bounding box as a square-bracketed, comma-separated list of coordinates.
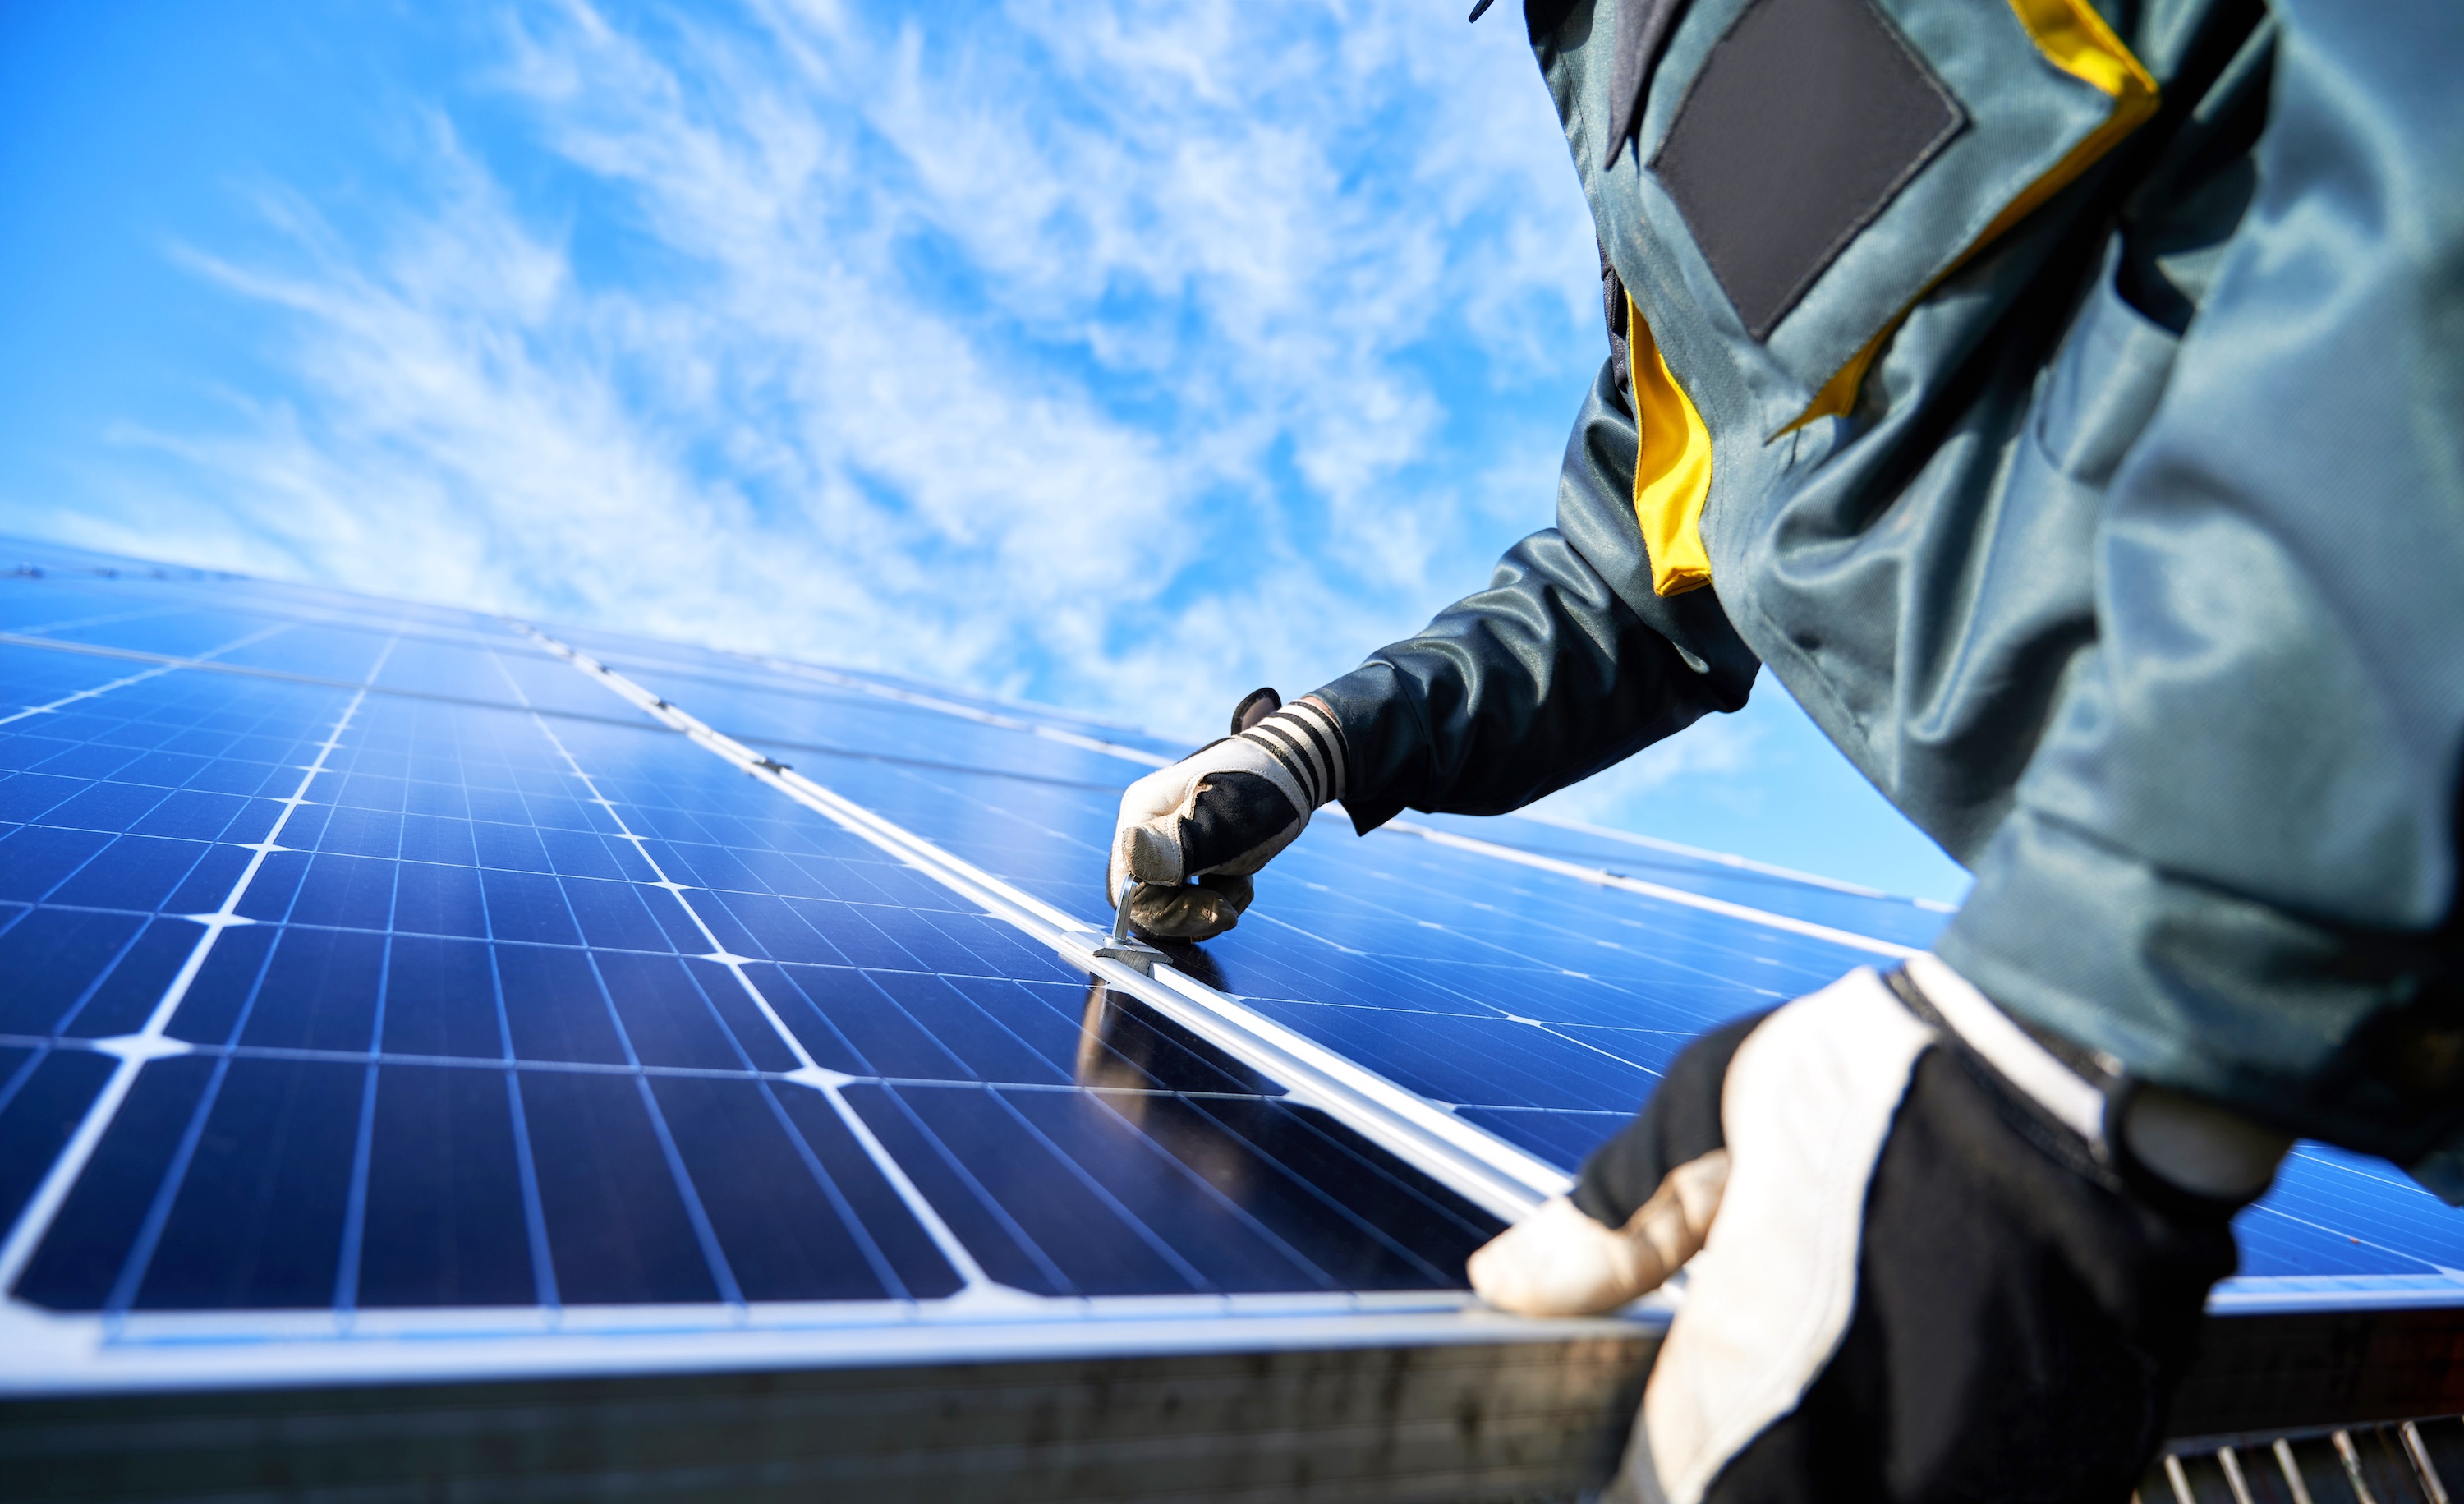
[1311, 0, 2464, 1194]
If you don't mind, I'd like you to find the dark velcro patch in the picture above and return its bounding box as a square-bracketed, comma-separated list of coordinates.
[1648, 0, 1963, 340]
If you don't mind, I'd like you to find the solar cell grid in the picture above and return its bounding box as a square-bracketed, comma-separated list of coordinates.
[0, 632, 1505, 1348]
[2, 546, 2461, 1408]
[577, 639, 2464, 1305]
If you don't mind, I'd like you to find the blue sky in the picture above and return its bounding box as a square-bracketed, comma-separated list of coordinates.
[0, 0, 1969, 902]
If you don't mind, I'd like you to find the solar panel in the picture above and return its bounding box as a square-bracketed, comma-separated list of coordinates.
[536, 609, 2464, 1310]
[0, 568, 1519, 1360]
[3, 536, 2460, 1493]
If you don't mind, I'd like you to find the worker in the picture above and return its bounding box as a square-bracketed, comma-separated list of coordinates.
[1108, 0, 2464, 1497]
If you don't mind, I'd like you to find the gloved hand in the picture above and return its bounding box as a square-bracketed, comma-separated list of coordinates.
[1469, 953, 2292, 1504]
[1465, 1154, 1728, 1317]
[1106, 689, 1348, 941]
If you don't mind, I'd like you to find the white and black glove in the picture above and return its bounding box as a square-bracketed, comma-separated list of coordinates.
[1466, 1154, 1729, 1318]
[1106, 689, 1347, 941]
[1469, 954, 2292, 1504]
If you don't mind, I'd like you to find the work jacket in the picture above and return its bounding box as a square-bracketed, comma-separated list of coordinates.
[1310, 0, 2464, 1194]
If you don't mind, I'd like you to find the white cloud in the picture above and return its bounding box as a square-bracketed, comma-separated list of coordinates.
[64, 0, 1602, 743]
[19, 0, 1989, 898]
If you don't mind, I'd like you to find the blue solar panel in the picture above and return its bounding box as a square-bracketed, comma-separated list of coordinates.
[549, 607, 2464, 1313]
[2, 539, 2460, 1402]
[0, 596, 1505, 1369]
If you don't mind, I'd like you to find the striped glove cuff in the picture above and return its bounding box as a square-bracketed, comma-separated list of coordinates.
[1235, 697, 1347, 810]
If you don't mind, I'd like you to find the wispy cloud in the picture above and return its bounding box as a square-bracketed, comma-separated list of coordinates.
[78, 0, 1601, 740]
[31, 0, 1978, 897]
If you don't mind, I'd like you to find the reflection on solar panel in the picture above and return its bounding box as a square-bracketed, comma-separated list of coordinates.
[3, 536, 2461, 1497]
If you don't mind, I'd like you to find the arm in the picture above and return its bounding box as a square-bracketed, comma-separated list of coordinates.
[1106, 338, 1759, 941]
[1314, 351, 1760, 834]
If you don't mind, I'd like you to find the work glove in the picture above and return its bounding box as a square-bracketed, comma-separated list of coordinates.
[1469, 953, 2292, 1504]
[1106, 689, 1348, 941]
[1465, 1154, 1729, 1317]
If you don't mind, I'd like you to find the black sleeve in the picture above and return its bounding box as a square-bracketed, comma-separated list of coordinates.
[1312, 353, 1761, 834]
